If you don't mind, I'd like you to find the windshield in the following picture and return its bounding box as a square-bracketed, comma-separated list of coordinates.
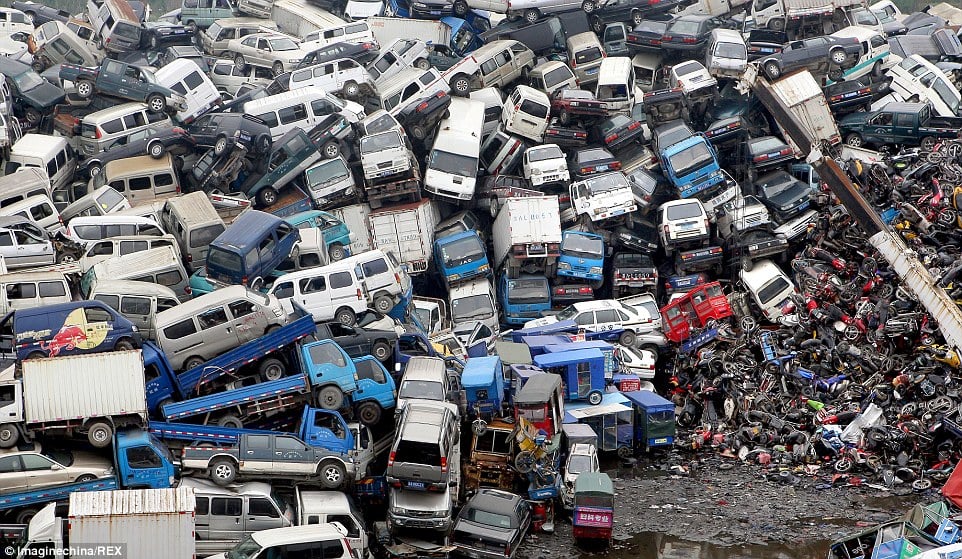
[586, 173, 629, 194]
[932, 79, 961, 115]
[226, 536, 263, 559]
[757, 173, 796, 198]
[555, 305, 578, 321]
[269, 38, 299, 51]
[562, 234, 603, 258]
[360, 131, 401, 153]
[528, 145, 563, 162]
[398, 379, 445, 400]
[568, 454, 593, 475]
[715, 42, 747, 59]
[452, 27, 475, 55]
[113, 22, 142, 41]
[12, 70, 43, 92]
[668, 142, 714, 177]
[429, 149, 477, 178]
[452, 294, 494, 321]
[441, 235, 485, 268]
[507, 278, 549, 304]
[306, 160, 350, 187]
[758, 276, 790, 304]
[96, 188, 127, 212]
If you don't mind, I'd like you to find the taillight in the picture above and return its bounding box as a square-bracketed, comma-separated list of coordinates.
[611, 161, 621, 170]
[417, 100, 429, 111]
[95, 128, 102, 139]
[780, 148, 792, 155]
[683, 37, 696, 43]
[581, 166, 594, 174]
[579, 286, 592, 294]
[394, 272, 401, 284]
[242, 276, 248, 285]
[628, 121, 640, 131]
[185, 286, 192, 295]
[388, 451, 395, 466]
[356, 288, 363, 300]
[662, 35, 671, 41]
[605, 133, 618, 143]
[441, 456, 448, 473]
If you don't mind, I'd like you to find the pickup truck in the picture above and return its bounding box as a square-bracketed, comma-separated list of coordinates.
[314, 321, 399, 363]
[59, 60, 187, 114]
[839, 102, 962, 150]
[239, 128, 324, 208]
[181, 431, 357, 488]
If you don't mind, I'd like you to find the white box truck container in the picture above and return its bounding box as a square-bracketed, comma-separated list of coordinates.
[756, 70, 841, 158]
[367, 16, 451, 50]
[0, 350, 148, 448]
[331, 203, 373, 255]
[492, 196, 562, 279]
[271, 0, 344, 38]
[369, 199, 440, 275]
[16, 488, 195, 559]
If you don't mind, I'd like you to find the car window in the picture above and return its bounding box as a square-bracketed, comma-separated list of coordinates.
[121, 296, 151, 315]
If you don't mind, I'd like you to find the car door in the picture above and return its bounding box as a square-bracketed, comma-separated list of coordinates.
[593, 308, 620, 332]
[227, 298, 265, 344]
[253, 37, 271, 67]
[208, 496, 244, 542]
[196, 304, 243, 356]
[0, 455, 26, 491]
[21, 453, 69, 489]
[327, 322, 364, 356]
[862, 111, 895, 144]
[11, 226, 53, 266]
[244, 496, 286, 533]
[241, 434, 274, 473]
[119, 294, 153, 335]
[191, 114, 215, 145]
[272, 435, 315, 475]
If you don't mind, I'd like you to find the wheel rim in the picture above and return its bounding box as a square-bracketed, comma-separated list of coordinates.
[330, 246, 345, 261]
[921, 138, 935, 150]
[582, 0, 594, 12]
[264, 364, 283, 380]
[216, 137, 227, 154]
[214, 464, 232, 479]
[89, 165, 101, 176]
[325, 467, 341, 484]
[91, 428, 109, 444]
[263, 190, 277, 205]
[337, 311, 353, 325]
[376, 298, 392, 313]
[831, 51, 846, 64]
[78, 82, 92, 97]
[360, 404, 379, 423]
[150, 143, 164, 157]
[455, 79, 469, 93]
[525, 10, 537, 22]
[325, 144, 338, 158]
[149, 97, 165, 112]
[765, 62, 779, 78]
[0, 428, 13, 443]
[847, 135, 862, 148]
[374, 344, 388, 360]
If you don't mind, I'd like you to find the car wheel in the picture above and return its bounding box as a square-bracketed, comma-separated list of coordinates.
[272, 61, 285, 76]
[871, 61, 882, 77]
[184, 356, 206, 370]
[591, 16, 603, 33]
[335, 307, 356, 326]
[768, 18, 784, 31]
[581, 0, 595, 13]
[114, 338, 135, 351]
[920, 136, 937, 151]
[255, 134, 271, 153]
[322, 141, 340, 159]
[186, 20, 197, 33]
[619, 330, 636, 347]
[828, 66, 843, 81]
[316, 385, 345, 410]
[412, 124, 427, 140]
[88, 162, 103, 177]
[372, 341, 391, 362]
[329, 243, 346, 261]
[318, 461, 346, 489]
[147, 94, 166, 113]
[414, 58, 430, 70]
[257, 186, 278, 207]
[343, 80, 360, 99]
[0, 424, 19, 448]
[217, 414, 244, 428]
[632, 9, 643, 25]
[148, 141, 165, 158]
[559, 109, 571, 125]
[234, 54, 246, 71]
[374, 295, 393, 314]
[452, 74, 471, 96]
[829, 48, 848, 66]
[524, 9, 540, 23]
[214, 135, 229, 156]
[87, 422, 113, 448]
[76, 80, 94, 99]
[210, 458, 237, 485]
[258, 358, 286, 382]
[357, 401, 382, 425]
[454, 0, 468, 15]
[24, 107, 40, 126]
[588, 390, 603, 405]
[845, 133, 864, 148]
[764, 60, 781, 79]
[31, 60, 44, 73]
[75, 474, 98, 483]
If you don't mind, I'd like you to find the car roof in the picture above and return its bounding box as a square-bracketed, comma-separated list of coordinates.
[469, 489, 522, 512]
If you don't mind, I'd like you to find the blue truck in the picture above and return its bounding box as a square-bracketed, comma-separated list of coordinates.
[659, 134, 735, 214]
[557, 230, 605, 282]
[498, 272, 551, 326]
[434, 230, 491, 289]
[285, 209, 355, 261]
[144, 312, 318, 414]
[149, 407, 393, 479]
[160, 343, 397, 427]
[0, 430, 175, 523]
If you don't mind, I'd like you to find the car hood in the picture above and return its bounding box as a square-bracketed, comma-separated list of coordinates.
[708, 97, 750, 120]
[454, 519, 515, 543]
[767, 185, 809, 209]
[28, 81, 66, 108]
[523, 315, 559, 328]
[838, 112, 870, 128]
[69, 451, 114, 471]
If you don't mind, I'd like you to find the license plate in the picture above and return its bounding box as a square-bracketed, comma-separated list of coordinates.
[406, 481, 425, 490]
[596, 164, 608, 171]
[798, 201, 810, 212]
[680, 222, 696, 230]
[654, 437, 669, 444]
[586, 67, 599, 75]
[430, 10, 441, 14]
[842, 91, 857, 99]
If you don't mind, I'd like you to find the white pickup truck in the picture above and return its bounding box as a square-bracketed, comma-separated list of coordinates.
[569, 171, 638, 222]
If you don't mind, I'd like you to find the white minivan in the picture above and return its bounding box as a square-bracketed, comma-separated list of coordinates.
[501, 85, 551, 142]
[595, 56, 636, 116]
[155, 59, 222, 124]
[739, 258, 798, 322]
[268, 262, 367, 325]
[288, 58, 376, 100]
[424, 97, 485, 201]
[4, 134, 76, 193]
[244, 88, 365, 140]
[705, 28, 747, 79]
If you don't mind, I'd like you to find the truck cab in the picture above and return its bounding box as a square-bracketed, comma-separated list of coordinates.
[284, 210, 355, 262]
[558, 230, 605, 283]
[299, 339, 360, 411]
[448, 278, 499, 345]
[498, 272, 551, 326]
[660, 134, 730, 213]
[298, 407, 392, 479]
[434, 230, 491, 289]
[569, 171, 638, 222]
[658, 199, 710, 256]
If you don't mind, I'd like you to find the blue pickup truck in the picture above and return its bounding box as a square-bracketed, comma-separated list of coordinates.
[660, 134, 735, 214]
[0, 429, 175, 523]
[285, 210, 355, 262]
[434, 230, 491, 289]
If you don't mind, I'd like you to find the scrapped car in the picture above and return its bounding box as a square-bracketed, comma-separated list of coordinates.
[759, 36, 862, 80]
[453, 489, 532, 559]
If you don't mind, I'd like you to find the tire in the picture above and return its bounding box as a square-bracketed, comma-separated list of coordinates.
[234, 54, 246, 71]
[217, 415, 244, 428]
[88, 162, 103, 177]
[515, 451, 535, 473]
[343, 81, 360, 99]
[641, 344, 659, 355]
[147, 94, 166, 114]
[76, 80, 94, 99]
[524, 9, 540, 23]
[764, 60, 781, 80]
[768, 18, 784, 31]
[372, 341, 391, 362]
[591, 16, 603, 34]
[588, 390, 603, 405]
[186, 21, 197, 33]
[920, 136, 936, 151]
[257, 186, 278, 207]
[255, 134, 271, 154]
[454, 0, 468, 16]
[31, 60, 44, 73]
[374, 295, 394, 314]
[0, 424, 19, 448]
[357, 401, 382, 425]
[75, 474, 98, 483]
[318, 461, 347, 489]
[581, 0, 595, 12]
[316, 385, 345, 410]
[619, 330, 636, 347]
[259, 358, 285, 382]
[148, 141, 165, 158]
[114, 338, 135, 351]
[617, 445, 632, 458]
[829, 48, 848, 66]
[452, 75, 471, 96]
[335, 307, 357, 326]
[214, 136, 229, 156]
[24, 108, 40, 125]
[15, 509, 38, 525]
[87, 422, 113, 448]
[871, 61, 882, 77]
[631, 9, 643, 25]
[329, 243, 346, 261]
[559, 109, 571, 125]
[25, 351, 45, 361]
[272, 61, 285, 76]
[828, 66, 843, 81]
[210, 458, 237, 485]
[184, 356, 206, 370]
[845, 133, 864, 148]
[412, 124, 427, 140]
[322, 141, 340, 159]
[414, 58, 431, 70]
[150, 35, 159, 49]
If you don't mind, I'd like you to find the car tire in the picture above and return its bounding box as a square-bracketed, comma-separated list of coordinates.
[329, 243, 346, 261]
[581, 0, 595, 13]
[454, 0, 468, 15]
[591, 16, 603, 34]
[588, 390, 603, 405]
[632, 9, 643, 25]
[255, 134, 271, 153]
[343, 80, 360, 99]
[234, 53, 246, 71]
[316, 385, 345, 410]
[524, 9, 540, 23]
[412, 124, 427, 140]
[184, 356, 206, 370]
[24, 107, 40, 126]
[619, 330, 636, 347]
[335, 307, 357, 326]
[322, 141, 340, 159]
[146, 94, 166, 113]
[15, 509, 38, 525]
[31, 59, 44, 73]
[0, 424, 19, 448]
[829, 48, 848, 66]
[272, 61, 285, 76]
[844, 133, 863, 148]
[559, 109, 571, 125]
[210, 458, 237, 486]
[259, 358, 286, 382]
[76, 80, 94, 99]
[372, 341, 391, 362]
[88, 162, 103, 177]
[920, 136, 936, 151]
[214, 136, 229, 156]
[414, 58, 431, 70]
[318, 461, 346, 489]
[114, 338, 135, 351]
[148, 141, 165, 158]
[451, 74, 471, 96]
[764, 60, 781, 79]
[257, 186, 278, 207]
[768, 18, 784, 31]
[374, 295, 393, 314]
[75, 474, 98, 483]
[150, 35, 159, 49]
[828, 65, 843, 81]
[871, 61, 882, 77]
[87, 422, 113, 448]
[357, 401, 382, 425]
[217, 414, 244, 428]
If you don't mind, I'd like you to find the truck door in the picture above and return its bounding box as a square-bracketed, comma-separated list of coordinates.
[242, 434, 275, 474]
[272, 435, 316, 475]
[244, 496, 286, 533]
[119, 443, 168, 488]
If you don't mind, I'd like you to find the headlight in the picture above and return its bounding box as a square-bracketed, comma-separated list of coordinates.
[532, 167, 542, 174]
[393, 507, 408, 515]
[478, 264, 489, 272]
[449, 273, 461, 281]
[558, 261, 571, 270]
[589, 266, 603, 275]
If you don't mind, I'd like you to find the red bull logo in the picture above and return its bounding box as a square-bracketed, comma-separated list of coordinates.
[29, 309, 113, 357]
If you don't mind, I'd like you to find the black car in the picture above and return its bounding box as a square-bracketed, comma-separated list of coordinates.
[707, 83, 771, 136]
[142, 21, 195, 50]
[411, 0, 455, 19]
[702, 116, 747, 149]
[0, 57, 65, 126]
[295, 41, 380, 71]
[626, 17, 671, 53]
[760, 36, 862, 80]
[754, 170, 813, 224]
[395, 90, 452, 141]
[306, 113, 356, 159]
[746, 29, 787, 61]
[660, 14, 726, 52]
[569, 147, 620, 180]
[81, 126, 196, 177]
[160, 45, 210, 73]
[453, 489, 531, 559]
[823, 76, 891, 114]
[189, 112, 273, 155]
[544, 119, 589, 147]
[746, 135, 794, 172]
[12, 1, 69, 25]
[187, 145, 250, 192]
[590, 114, 644, 151]
[651, 119, 693, 156]
[612, 217, 659, 253]
[316, 321, 398, 362]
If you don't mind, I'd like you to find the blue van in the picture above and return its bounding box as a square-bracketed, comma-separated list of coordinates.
[285, 210, 355, 262]
[0, 300, 142, 361]
[206, 210, 301, 289]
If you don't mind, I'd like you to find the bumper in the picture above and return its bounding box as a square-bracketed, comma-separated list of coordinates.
[453, 544, 510, 559]
[529, 170, 569, 186]
[661, 41, 706, 52]
[388, 512, 451, 531]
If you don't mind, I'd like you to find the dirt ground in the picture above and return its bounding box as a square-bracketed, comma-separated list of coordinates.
[519, 456, 931, 559]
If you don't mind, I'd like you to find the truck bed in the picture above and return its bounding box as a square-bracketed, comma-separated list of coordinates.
[163, 374, 310, 422]
[148, 420, 277, 445]
[0, 477, 118, 512]
[266, 184, 313, 218]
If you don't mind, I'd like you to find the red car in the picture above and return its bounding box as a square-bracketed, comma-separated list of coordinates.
[551, 89, 607, 125]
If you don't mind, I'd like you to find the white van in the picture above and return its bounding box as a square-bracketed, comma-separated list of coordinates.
[369, 39, 430, 83]
[739, 258, 798, 322]
[369, 67, 448, 115]
[501, 85, 550, 142]
[268, 261, 367, 325]
[469, 87, 504, 139]
[829, 26, 891, 83]
[244, 88, 365, 140]
[78, 233, 180, 272]
[0, 8, 33, 35]
[59, 185, 132, 223]
[595, 56, 636, 116]
[0, 195, 64, 235]
[705, 28, 748, 79]
[0, 271, 72, 314]
[525, 60, 578, 96]
[566, 32, 606, 86]
[86, 0, 142, 53]
[329, 249, 411, 314]
[66, 214, 165, 247]
[89, 280, 181, 339]
[81, 245, 191, 301]
[632, 52, 662, 93]
[89, 154, 181, 207]
[301, 21, 376, 51]
[872, 55, 960, 117]
[160, 192, 226, 271]
[288, 59, 376, 100]
[0, 169, 51, 212]
[155, 59, 222, 124]
[5, 134, 76, 193]
[424, 97, 485, 202]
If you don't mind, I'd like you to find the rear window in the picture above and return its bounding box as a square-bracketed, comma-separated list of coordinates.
[666, 202, 703, 220]
[393, 440, 441, 466]
[207, 246, 243, 272]
[163, 318, 197, 340]
[519, 99, 548, 119]
[543, 66, 572, 88]
[575, 47, 602, 64]
[189, 224, 225, 248]
[361, 258, 388, 277]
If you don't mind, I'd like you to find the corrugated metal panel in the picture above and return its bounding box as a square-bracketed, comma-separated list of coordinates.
[771, 72, 822, 107]
[70, 487, 196, 516]
[22, 351, 147, 423]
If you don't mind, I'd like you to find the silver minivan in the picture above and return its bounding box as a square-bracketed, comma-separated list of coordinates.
[0, 270, 72, 314]
[386, 400, 461, 496]
[89, 280, 181, 340]
[395, 355, 451, 412]
[78, 233, 180, 272]
[78, 103, 172, 156]
[81, 245, 191, 301]
[159, 191, 226, 271]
